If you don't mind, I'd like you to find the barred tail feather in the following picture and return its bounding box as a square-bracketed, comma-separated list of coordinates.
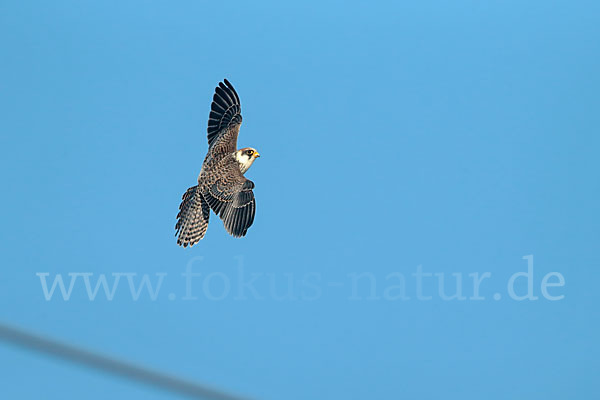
[175, 185, 210, 247]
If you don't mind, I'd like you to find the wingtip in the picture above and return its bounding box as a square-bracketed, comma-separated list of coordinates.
[223, 78, 236, 91]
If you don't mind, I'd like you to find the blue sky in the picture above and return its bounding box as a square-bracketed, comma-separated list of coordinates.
[0, 1, 599, 399]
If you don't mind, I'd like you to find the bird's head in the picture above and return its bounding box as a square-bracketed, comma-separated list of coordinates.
[235, 147, 260, 174]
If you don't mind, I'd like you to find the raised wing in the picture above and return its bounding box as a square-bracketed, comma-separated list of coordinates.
[207, 79, 242, 155]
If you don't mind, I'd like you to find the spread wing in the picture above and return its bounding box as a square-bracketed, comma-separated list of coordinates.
[202, 169, 256, 238]
[207, 79, 242, 156]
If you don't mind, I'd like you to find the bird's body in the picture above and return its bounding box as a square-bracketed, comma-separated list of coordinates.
[175, 80, 260, 247]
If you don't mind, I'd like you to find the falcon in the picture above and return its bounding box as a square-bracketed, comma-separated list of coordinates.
[175, 79, 260, 247]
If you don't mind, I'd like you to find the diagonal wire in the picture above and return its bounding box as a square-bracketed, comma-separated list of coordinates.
[0, 322, 253, 400]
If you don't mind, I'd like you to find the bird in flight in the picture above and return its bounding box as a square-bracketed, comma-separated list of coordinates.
[175, 79, 260, 247]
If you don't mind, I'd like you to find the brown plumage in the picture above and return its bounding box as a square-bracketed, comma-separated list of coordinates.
[175, 79, 260, 247]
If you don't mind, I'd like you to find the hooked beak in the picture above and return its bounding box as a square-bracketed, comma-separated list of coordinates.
[253, 152, 261, 158]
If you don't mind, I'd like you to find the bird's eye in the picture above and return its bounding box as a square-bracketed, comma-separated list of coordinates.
[247, 150, 253, 155]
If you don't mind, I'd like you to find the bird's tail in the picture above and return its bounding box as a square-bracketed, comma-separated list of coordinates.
[175, 185, 210, 247]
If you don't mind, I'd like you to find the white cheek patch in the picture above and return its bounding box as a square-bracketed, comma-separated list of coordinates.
[234, 151, 256, 174]
[234, 151, 247, 163]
